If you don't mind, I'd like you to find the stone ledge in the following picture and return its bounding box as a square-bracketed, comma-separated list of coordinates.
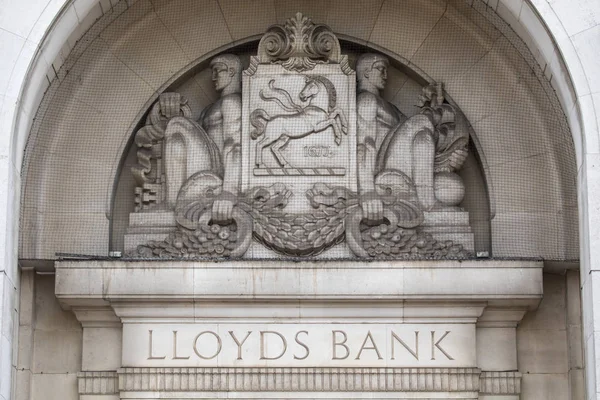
[78, 371, 119, 395]
[55, 260, 543, 309]
[479, 371, 521, 394]
[117, 367, 480, 392]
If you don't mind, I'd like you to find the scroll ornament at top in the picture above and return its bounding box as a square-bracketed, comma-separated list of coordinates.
[257, 12, 342, 72]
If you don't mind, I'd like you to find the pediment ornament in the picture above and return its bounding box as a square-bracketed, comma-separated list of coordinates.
[257, 12, 343, 72]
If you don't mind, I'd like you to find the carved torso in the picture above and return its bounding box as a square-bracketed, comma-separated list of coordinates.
[357, 91, 406, 149]
[200, 93, 242, 152]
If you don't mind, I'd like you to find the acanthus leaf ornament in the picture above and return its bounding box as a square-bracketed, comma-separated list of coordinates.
[257, 12, 342, 72]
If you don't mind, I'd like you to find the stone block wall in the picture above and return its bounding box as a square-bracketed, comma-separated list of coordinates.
[516, 271, 584, 399]
[16, 271, 81, 400]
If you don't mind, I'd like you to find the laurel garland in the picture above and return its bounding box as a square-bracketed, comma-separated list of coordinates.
[238, 196, 352, 257]
[358, 223, 470, 259]
[134, 221, 240, 259]
[133, 182, 472, 260]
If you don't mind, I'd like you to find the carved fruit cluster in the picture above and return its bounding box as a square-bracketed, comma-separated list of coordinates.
[135, 223, 239, 258]
[233, 183, 352, 257]
[253, 208, 346, 256]
[360, 223, 469, 259]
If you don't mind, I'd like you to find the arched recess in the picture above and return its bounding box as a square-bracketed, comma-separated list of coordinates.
[109, 40, 493, 255]
[17, 0, 578, 263]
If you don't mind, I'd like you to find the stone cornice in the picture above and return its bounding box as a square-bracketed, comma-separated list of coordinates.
[55, 260, 543, 310]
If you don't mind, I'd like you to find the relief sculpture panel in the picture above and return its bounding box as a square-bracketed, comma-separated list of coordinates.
[126, 13, 474, 260]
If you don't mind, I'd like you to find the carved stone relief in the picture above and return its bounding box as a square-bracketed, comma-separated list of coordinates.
[126, 13, 474, 259]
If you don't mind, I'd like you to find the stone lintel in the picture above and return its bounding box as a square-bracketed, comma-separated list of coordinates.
[55, 260, 543, 310]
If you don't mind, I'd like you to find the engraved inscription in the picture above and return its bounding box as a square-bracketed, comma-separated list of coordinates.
[304, 145, 333, 158]
[135, 324, 468, 367]
[332, 330, 349, 360]
[192, 331, 222, 360]
[391, 331, 419, 361]
[431, 331, 454, 361]
[147, 330, 166, 360]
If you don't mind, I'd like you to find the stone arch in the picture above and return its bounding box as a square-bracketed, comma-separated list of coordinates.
[2, 1, 597, 399]
[16, 0, 578, 262]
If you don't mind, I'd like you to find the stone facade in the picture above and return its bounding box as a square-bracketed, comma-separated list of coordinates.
[53, 259, 542, 399]
[0, 1, 597, 400]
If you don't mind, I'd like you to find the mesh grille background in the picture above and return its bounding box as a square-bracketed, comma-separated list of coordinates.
[19, 0, 578, 262]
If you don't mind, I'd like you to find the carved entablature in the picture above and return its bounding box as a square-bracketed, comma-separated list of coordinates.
[125, 13, 474, 260]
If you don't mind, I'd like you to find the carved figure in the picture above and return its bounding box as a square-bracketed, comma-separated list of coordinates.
[250, 76, 348, 168]
[356, 53, 469, 222]
[163, 54, 243, 222]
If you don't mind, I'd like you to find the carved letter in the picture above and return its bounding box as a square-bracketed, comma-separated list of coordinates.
[391, 331, 419, 360]
[332, 330, 350, 360]
[355, 330, 383, 360]
[229, 331, 252, 360]
[147, 330, 166, 360]
[193, 331, 222, 360]
[172, 330, 190, 360]
[260, 331, 287, 360]
[294, 330, 310, 360]
[431, 331, 454, 360]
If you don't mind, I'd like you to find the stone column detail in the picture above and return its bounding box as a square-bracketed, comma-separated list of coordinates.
[72, 307, 121, 400]
[78, 372, 118, 397]
[476, 309, 525, 399]
[479, 371, 521, 395]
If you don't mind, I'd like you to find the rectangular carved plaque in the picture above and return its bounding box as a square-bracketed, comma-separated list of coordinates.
[122, 323, 475, 368]
[241, 63, 357, 214]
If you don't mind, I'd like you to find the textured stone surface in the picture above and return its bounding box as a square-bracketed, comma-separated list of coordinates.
[117, 367, 481, 392]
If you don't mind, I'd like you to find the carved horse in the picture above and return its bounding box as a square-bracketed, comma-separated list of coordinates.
[250, 76, 348, 168]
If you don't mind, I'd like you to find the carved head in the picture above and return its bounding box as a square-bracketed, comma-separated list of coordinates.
[299, 76, 320, 102]
[356, 53, 389, 92]
[210, 54, 242, 93]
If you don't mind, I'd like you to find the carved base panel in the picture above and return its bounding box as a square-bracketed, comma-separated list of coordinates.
[78, 369, 519, 399]
[121, 393, 477, 399]
[115, 368, 480, 399]
[253, 167, 347, 176]
[123, 209, 475, 257]
[125, 211, 177, 254]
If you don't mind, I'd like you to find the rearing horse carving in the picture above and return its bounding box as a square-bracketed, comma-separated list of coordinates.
[250, 76, 348, 168]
